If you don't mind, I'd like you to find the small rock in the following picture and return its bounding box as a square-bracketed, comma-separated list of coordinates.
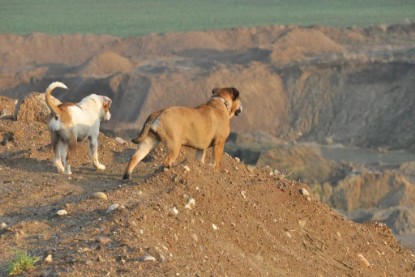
[0, 222, 7, 230]
[247, 166, 255, 173]
[56, 210, 67, 216]
[357, 253, 370, 267]
[183, 165, 190, 172]
[79, 247, 91, 253]
[212, 223, 218, 230]
[115, 137, 127, 145]
[171, 207, 179, 215]
[92, 192, 108, 200]
[139, 255, 156, 262]
[241, 191, 247, 199]
[106, 204, 120, 213]
[298, 219, 307, 228]
[96, 236, 112, 245]
[299, 188, 310, 196]
[44, 254, 53, 263]
[284, 231, 292, 238]
[235, 157, 240, 162]
[185, 197, 196, 210]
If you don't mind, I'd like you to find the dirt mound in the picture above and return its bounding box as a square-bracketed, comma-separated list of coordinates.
[271, 27, 346, 64]
[1, 103, 415, 276]
[255, 144, 334, 184]
[79, 51, 134, 76]
[0, 33, 118, 67]
[329, 172, 415, 211]
[0, 96, 17, 119]
[14, 92, 61, 123]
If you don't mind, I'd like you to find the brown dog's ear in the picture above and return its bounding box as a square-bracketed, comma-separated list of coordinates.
[230, 88, 240, 101]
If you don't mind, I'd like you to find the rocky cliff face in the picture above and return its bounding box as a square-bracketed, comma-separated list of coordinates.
[1, 24, 414, 150]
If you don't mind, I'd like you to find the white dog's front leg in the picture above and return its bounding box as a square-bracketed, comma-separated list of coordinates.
[89, 137, 105, 171]
[54, 140, 65, 173]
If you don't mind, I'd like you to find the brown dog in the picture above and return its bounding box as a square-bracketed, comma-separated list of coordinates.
[45, 82, 112, 174]
[122, 87, 242, 180]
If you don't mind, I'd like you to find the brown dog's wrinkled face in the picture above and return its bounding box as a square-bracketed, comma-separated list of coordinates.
[212, 87, 242, 117]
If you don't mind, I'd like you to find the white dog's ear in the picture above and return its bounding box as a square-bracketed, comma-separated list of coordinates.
[103, 96, 112, 107]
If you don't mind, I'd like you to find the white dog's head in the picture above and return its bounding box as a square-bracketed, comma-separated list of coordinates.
[100, 96, 112, 121]
[85, 94, 112, 121]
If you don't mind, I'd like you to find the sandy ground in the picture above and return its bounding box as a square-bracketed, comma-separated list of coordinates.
[1, 112, 415, 276]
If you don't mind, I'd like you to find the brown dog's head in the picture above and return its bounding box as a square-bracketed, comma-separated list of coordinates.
[212, 87, 242, 118]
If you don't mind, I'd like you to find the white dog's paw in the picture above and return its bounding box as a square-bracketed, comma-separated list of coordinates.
[95, 163, 106, 171]
[64, 165, 72, 175]
[55, 162, 65, 174]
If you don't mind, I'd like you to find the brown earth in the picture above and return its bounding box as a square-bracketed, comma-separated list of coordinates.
[1, 100, 415, 276]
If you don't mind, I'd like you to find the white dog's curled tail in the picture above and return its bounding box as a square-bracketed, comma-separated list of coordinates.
[45, 81, 68, 116]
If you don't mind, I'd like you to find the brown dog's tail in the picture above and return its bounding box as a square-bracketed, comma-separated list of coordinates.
[131, 110, 162, 144]
[45, 81, 68, 116]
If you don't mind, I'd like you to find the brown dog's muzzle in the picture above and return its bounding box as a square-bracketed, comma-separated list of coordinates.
[235, 104, 242, 116]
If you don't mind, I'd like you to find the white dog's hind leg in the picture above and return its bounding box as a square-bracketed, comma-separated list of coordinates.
[89, 137, 105, 171]
[123, 135, 159, 180]
[64, 139, 76, 175]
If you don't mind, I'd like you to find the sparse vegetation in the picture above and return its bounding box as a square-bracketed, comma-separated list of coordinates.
[7, 251, 40, 276]
[0, 0, 414, 36]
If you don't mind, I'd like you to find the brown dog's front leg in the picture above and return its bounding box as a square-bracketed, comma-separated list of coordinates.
[213, 141, 225, 170]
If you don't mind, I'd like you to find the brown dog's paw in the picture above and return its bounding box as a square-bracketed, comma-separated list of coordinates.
[122, 173, 131, 180]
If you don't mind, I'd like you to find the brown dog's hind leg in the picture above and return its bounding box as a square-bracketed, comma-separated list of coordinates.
[123, 134, 159, 180]
[163, 140, 181, 168]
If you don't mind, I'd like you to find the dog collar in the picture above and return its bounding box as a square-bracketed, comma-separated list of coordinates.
[211, 96, 230, 112]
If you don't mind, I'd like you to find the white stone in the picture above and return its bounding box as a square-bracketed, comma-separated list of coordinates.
[56, 210, 67, 216]
[171, 207, 179, 215]
[185, 197, 196, 210]
[106, 204, 120, 213]
[92, 192, 108, 200]
[115, 137, 127, 144]
[139, 255, 156, 262]
[300, 188, 310, 196]
[0, 222, 7, 229]
[44, 254, 53, 263]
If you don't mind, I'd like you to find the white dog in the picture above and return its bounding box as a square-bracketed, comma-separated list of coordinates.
[45, 82, 112, 174]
